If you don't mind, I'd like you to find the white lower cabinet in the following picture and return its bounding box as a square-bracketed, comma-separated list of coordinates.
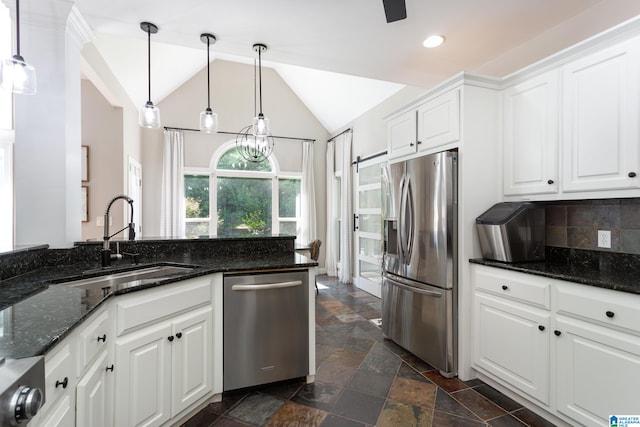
[555, 316, 640, 425]
[474, 293, 550, 405]
[76, 351, 114, 427]
[114, 306, 213, 427]
[472, 264, 640, 427]
[33, 394, 75, 427]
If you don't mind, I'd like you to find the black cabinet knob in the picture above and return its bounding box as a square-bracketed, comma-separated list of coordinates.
[176, 332, 183, 339]
[629, 172, 637, 178]
[501, 285, 508, 291]
[547, 179, 554, 185]
[105, 365, 114, 372]
[538, 325, 546, 331]
[554, 330, 561, 336]
[97, 334, 106, 342]
[409, 142, 415, 147]
[55, 377, 68, 389]
[606, 311, 615, 318]
[416, 141, 422, 145]
[168, 336, 174, 342]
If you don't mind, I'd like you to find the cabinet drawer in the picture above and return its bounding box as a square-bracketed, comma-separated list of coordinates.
[116, 276, 212, 336]
[44, 341, 75, 410]
[473, 265, 550, 309]
[555, 283, 640, 335]
[76, 307, 109, 376]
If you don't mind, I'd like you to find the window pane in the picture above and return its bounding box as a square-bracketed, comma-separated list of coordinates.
[217, 177, 271, 236]
[185, 175, 210, 218]
[0, 4, 13, 130]
[217, 147, 272, 172]
[359, 164, 381, 186]
[358, 214, 381, 234]
[279, 221, 297, 236]
[279, 178, 300, 218]
[359, 188, 381, 209]
[185, 221, 209, 238]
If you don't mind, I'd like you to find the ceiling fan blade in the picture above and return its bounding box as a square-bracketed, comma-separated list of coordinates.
[382, 0, 407, 23]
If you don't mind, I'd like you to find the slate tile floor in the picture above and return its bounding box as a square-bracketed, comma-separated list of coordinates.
[182, 275, 557, 427]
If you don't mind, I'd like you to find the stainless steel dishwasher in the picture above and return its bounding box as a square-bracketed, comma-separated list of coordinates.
[223, 270, 309, 391]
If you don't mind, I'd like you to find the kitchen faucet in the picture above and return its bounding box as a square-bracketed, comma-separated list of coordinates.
[102, 194, 137, 268]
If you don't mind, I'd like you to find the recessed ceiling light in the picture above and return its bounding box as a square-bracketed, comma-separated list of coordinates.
[423, 35, 445, 48]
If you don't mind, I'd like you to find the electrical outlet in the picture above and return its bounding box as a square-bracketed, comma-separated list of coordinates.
[598, 230, 611, 249]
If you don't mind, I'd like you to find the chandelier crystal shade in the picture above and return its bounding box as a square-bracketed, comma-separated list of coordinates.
[0, 0, 37, 95]
[236, 43, 274, 163]
[138, 22, 161, 129]
[199, 33, 218, 133]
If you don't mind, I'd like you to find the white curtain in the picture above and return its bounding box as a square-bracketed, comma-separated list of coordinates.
[325, 141, 337, 276]
[160, 130, 185, 237]
[339, 130, 353, 283]
[300, 140, 316, 245]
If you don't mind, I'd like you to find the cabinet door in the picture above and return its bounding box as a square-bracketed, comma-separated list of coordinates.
[562, 39, 640, 192]
[76, 351, 113, 427]
[417, 88, 460, 152]
[503, 72, 559, 196]
[473, 294, 550, 405]
[114, 323, 172, 427]
[30, 393, 75, 427]
[387, 111, 417, 159]
[555, 317, 640, 427]
[171, 307, 213, 416]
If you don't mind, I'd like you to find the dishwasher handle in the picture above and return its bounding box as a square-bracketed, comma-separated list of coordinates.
[231, 280, 303, 291]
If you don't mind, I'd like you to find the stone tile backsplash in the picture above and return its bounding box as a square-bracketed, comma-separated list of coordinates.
[545, 198, 640, 254]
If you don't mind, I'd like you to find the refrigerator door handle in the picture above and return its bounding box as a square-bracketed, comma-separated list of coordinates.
[387, 278, 443, 298]
[405, 176, 414, 261]
[398, 174, 408, 261]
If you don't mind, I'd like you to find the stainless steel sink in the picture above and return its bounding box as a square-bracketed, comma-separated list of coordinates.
[55, 265, 195, 293]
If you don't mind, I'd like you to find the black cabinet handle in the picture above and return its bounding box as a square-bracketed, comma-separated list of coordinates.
[547, 179, 554, 185]
[629, 172, 637, 178]
[538, 325, 546, 331]
[176, 332, 183, 339]
[409, 142, 415, 147]
[554, 330, 562, 336]
[501, 285, 508, 291]
[606, 311, 615, 318]
[55, 377, 68, 389]
[168, 336, 174, 342]
[416, 141, 422, 145]
[105, 365, 114, 372]
[97, 334, 106, 342]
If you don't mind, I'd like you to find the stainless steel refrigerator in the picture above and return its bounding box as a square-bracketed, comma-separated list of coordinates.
[381, 150, 458, 377]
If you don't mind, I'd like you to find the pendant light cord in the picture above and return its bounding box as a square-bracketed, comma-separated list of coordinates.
[147, 27, 151, 103]
[206, 37, 211, 109]
[258, 46, 263, 115]
[15, 0, 21, 57]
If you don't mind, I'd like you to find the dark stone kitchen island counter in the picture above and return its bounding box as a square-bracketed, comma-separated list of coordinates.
[470, 247, 640, 295]
[0, 235, 317, 360]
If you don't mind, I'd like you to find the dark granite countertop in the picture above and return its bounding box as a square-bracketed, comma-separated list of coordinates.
[0, 251, 316, 360]
[470, 247, 640, 295]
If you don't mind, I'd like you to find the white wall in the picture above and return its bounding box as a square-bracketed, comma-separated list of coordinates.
[141, 59, 330, 264]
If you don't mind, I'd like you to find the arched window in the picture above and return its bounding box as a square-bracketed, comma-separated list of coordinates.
[184, 142, 301, 237]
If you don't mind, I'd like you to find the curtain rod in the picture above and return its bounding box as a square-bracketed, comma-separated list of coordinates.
[163, 126, 315, 143]
[327, 127, 352, 143]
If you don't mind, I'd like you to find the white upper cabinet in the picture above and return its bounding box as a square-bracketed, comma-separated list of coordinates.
[561, 38, 640, 193]
[503, 71, 559, 196]
[387, 110, 418, 160]
[417, 88, 460, 153]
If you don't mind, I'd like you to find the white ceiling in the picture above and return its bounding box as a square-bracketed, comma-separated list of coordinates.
[74, 0, 640, 133]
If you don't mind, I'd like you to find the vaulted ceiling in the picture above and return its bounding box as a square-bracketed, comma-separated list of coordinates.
[73, 0, 640, 132]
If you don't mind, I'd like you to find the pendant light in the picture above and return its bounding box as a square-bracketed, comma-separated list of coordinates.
[0, 0, 37, 95]
[251, 43, 269, 137]
[236, 43, 274, 163]
[138, 21, 161, 129]
[199, 33, 218, 133]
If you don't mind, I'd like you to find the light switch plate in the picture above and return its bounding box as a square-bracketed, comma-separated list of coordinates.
[598, 230, 611, 248]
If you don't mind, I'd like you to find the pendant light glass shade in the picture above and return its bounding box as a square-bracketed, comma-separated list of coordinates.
[236, 43, 273, 163]
[138, 22, 160, 129]
[0, 0, 37, 95]
[199, 33, 218, 133]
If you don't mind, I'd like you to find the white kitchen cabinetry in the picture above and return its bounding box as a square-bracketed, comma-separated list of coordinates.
[76, 351, 114, 427]
[503, 71, 559, 196]
[562, 38, 640, 193]
[472, 264, 640, 427]
[113, 277, 214, 427]
[387, 89, 460, 160]
[472, 266, 551, 405]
